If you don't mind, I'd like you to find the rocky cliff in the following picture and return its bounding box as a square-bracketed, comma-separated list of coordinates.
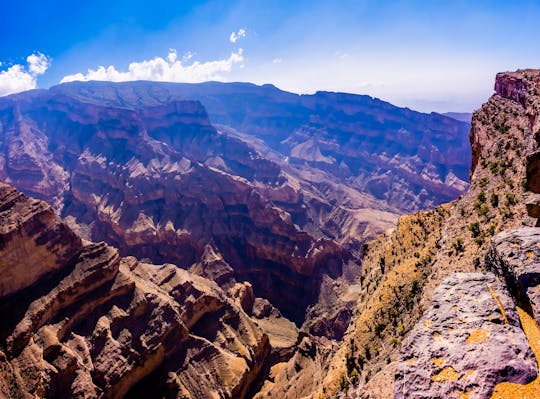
[310, 69, 540, 399]
[0, 182, 275, 399]
[0, 88, 360, 330]
[0, 78, 469, 345]
[5, 73, 529, 399]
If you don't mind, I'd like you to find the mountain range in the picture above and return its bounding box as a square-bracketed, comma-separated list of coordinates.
[3, 70, 538, 399]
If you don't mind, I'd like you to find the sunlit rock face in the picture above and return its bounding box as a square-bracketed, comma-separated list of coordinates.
[0, 183, 270, 399]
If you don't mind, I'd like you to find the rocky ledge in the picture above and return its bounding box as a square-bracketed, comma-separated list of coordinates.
[395, 273, 537, 399]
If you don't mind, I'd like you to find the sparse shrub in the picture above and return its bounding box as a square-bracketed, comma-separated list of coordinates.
[477, 191, 486, 203]
[506, 193, 516, 205]
[365, 369, 372, 383]
[340, 376, 350, 391]
[349, 368, 359, 383]
[468, 222, 481, 238]
[490, 193, 499, 207]
[364, 344, 371, 360]
[477, 204, 489, 217]
[453, 237, 465, 253]
[489, 162, 499, 174]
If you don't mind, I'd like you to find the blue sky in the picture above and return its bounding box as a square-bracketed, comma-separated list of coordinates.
[1, 0, 539, 112]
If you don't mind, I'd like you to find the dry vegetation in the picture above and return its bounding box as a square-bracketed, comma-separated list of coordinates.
[318, 87, 534, 398]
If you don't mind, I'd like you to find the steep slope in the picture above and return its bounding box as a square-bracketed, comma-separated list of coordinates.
[0, 89, 361, 329]
[48, 80, 471, 213]
[0, 183, 271, 399]
[308, 69, 540, 398]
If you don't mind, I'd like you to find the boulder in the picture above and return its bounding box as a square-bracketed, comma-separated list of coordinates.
[395, 272, 537, 399]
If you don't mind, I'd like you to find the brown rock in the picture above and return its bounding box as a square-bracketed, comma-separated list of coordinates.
[0, 183, 81, 297]
[0, 184, 270, 399]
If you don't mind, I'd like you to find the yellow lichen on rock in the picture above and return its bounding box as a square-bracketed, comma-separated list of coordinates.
[466, 327, 490, 345]
[491, 308, 540, 399]
[432, 357, 445, 367]
[432, 366, 459, 382]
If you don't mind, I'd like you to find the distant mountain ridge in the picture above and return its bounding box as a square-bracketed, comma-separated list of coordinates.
[442, 111, 473, 122]
[47, 80, 472, 212]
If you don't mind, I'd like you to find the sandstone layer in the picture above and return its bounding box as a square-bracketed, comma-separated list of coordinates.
[0, 183, 270, 399]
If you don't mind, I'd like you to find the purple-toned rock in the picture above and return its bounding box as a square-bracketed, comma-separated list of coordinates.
[395, 272, 537, 399]
[495, 69, 540, 108]
[487, 228, 540, 323]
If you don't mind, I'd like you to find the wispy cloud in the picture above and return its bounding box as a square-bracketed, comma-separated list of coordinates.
[272, 58, 283, 64]
[334, 51, 350, 60]
[0, 53, 51, 97]
[229, 28, 247, 43]
[60, 49, 244, 84]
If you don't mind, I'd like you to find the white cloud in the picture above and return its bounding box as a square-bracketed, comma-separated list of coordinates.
[167, 49, 178, 63]
[61, 49, 244, 84]
[27, 53, 50, 75]
[0, 52, 51, 97]
[272, 58, 283, 64]
[229, 28, 246, 43]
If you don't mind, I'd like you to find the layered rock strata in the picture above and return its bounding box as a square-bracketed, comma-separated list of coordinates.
[316, 69, 540, 398]
[0, 183, 270, 399]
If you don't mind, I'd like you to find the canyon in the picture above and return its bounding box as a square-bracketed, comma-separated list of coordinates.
[1, 69, 540, 399]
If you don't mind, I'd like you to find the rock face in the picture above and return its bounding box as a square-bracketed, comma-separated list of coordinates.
[0, 81, 472, 342]
[487, 228, 540, 323]
[494, 70, 540, 109]
[0, 184, 81, 297]
[395, 273, 537, 399]
[0, 183, 270, 399]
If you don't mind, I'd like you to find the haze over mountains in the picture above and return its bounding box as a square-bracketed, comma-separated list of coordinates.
[29, 80, 472, 210]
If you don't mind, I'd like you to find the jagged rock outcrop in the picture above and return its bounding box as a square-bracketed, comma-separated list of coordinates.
[0, 183, 270, 399]
[395, 273, 537, 399]
[487, 228, 540, 323]
[0, 184, 81, 297]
